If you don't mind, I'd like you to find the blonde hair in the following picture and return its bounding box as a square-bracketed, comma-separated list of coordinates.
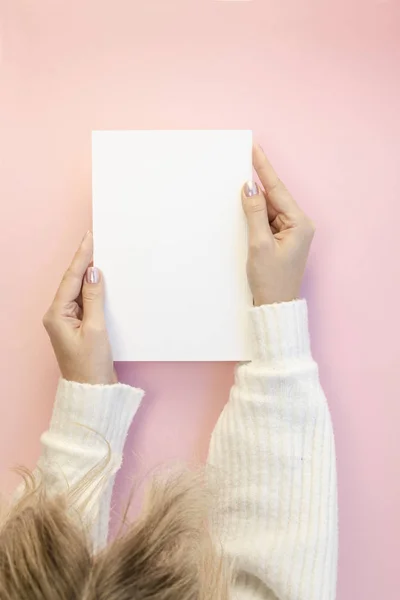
[0, 468, 231, 599]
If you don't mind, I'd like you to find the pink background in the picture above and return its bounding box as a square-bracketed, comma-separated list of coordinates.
[1, 1, 399, 598]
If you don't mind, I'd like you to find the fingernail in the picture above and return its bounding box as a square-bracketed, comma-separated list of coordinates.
[244, 181, 260, 198]
[86, 266, 99, 284]
[82, 230, 92, 242]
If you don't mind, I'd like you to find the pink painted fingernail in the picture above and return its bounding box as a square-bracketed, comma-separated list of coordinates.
[244, 181, 260, 197]
[86, 266, 99, 284]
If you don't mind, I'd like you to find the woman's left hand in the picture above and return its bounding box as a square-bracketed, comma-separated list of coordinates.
[43, 231, 117, 385]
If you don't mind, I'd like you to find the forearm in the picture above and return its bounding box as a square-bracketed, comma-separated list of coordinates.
[207, 300, 338, 600]
[19, 379, 143, 551]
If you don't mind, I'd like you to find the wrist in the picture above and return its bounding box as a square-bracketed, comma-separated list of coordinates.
[60, 367, 118, 386]
[253, 294, 298, 306]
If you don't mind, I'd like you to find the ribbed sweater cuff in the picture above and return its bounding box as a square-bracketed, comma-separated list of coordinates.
[249, 299, 312, 365]
[47, 379, 144, 456]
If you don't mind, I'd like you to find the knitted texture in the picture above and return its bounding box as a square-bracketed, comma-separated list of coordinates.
[33, 300, 337, 598]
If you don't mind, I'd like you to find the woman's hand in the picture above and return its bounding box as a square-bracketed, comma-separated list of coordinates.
[242, 144, 315, 306]
[43, 232, 117, 385]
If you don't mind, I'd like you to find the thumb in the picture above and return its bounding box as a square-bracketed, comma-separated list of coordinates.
[81, 266, 106, 326]
[242, 181, 273, 245]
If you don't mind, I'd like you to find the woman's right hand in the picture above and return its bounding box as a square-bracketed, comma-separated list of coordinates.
[242, 144, 315, 306]
[43, 232, 117, 385]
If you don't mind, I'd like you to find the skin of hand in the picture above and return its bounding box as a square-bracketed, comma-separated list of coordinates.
[43, 145, 310, 383]
[43, 231, 117, 385]
[242, 145, 316, 306]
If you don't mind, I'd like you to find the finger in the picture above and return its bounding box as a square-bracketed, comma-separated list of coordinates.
[81, 266, 106, 326]
[253, 144, 299, 217]
[241, 181, 273, 245]
[54, 232, 93, 304]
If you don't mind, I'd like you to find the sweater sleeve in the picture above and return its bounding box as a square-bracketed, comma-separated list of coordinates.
[27, 379, 143, 551]
[207, 300, 338, 600]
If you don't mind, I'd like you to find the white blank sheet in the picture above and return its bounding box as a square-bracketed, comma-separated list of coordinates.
[92, 130, 253, 361]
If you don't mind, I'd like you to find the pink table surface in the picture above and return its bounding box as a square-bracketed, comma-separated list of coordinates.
[1, 2, 399, 599]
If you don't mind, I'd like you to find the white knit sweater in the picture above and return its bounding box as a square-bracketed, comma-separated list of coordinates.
[34, 300, 337, 600]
